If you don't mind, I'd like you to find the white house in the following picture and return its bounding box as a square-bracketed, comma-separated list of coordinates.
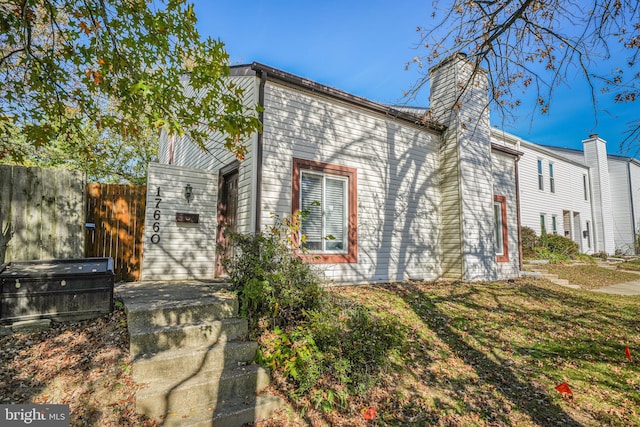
[140, 53, 523, 283]
[606, 154, 640, 254]
[538, 141, 639, 255]
[492, 129, 638, 256]
[492, 132, 597, 253]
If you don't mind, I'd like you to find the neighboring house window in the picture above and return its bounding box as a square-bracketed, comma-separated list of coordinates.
[583, 174, 588, 200]
[551, 215, 558, 235]
[494, 195, 509, 262]
[292, 158, 357, 263]
[549, 162, 555, 193]
[540, 214, 546, 234]
[586, 221, 591, 249]
[537, 159, 544, 190]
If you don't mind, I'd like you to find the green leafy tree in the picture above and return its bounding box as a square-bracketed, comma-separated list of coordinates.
[1, 0, 261, 176]
[408, 0, 639, 146]
[2, 121, 156, 184]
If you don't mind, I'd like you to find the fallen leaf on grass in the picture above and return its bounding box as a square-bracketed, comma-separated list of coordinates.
[555, 382, 573, 398]
[363, 406, 377, 421]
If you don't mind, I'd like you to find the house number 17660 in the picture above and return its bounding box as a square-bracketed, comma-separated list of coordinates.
[151, 187, 161, 244]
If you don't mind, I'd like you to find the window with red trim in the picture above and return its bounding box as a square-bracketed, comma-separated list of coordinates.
[292, 158, 357, 263]
[493, 195, 509, 262]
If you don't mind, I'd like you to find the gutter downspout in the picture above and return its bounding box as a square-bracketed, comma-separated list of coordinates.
[515, 156, 523, 272]
[628, 161, 638, 254]
[254, 70, 267, 233]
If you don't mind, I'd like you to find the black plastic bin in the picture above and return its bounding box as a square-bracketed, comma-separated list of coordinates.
[0, 257, 114, 324]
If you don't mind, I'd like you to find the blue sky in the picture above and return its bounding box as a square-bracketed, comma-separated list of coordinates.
[193, 1, 636, 155]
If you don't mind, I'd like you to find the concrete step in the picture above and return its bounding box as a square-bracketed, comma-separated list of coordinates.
[132, 340, 258, 383]
[117, 281, 238, 331]
[136, 364, 271, 420]
[130, 318, 249, 357]
[160, 394, 283, 427]
[125, 296, 239, 330]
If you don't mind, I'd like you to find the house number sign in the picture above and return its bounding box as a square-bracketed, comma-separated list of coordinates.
[151, 187, 161, 244]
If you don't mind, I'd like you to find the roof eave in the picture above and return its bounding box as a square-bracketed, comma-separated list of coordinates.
[249, 62, 445, 133]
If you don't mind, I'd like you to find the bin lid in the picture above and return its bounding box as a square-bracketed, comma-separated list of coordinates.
[0, 257, 114, 278]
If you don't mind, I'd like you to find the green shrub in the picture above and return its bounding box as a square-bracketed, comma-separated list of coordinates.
[523, 226, 580, 261]
[224, 214, 407, 408]
[307, 298, 406, 383]
[573, 253, 596, 263]
[521, 226, 538, 258]
[533, 247, 570, 263]
[222, 214, 325, 332]
[544, 233, 579, 257]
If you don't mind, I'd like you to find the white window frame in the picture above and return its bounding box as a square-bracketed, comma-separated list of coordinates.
[549, 162, 555, 193]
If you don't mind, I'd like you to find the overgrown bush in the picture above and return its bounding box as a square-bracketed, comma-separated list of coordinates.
[521, 226, 538, 258]
[522, 226, 582, 262]
[222, 226, 324, 332]
[532, 247, 570, 263]
[545, 233, 579, 258]
[223, 214, 407, 411]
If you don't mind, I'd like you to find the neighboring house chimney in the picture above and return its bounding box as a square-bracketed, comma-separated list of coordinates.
[429, 53, 496, 281]
[583, 134, 616, 254]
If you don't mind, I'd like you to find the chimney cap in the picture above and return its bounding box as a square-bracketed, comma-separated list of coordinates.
[589, 133, 599, 139]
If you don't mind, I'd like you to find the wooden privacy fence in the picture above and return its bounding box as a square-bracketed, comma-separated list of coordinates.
[0, 165, 85, 263]
[85, 184, 146, 281]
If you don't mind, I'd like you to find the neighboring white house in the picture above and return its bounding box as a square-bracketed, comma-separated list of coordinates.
[538, 142, 639, 255]
[141, 53, 523, 283]
[492, 130, 637, 256]
[492, 132, 596, 253]
[606, 154, 640, 254]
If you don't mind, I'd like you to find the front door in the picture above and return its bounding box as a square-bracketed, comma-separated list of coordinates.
[216, 169, 239, 276]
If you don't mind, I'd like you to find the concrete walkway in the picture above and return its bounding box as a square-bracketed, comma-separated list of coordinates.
[593, 280, 640, 296]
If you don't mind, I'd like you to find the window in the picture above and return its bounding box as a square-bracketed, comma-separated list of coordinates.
[494, 195, 509, 262]
[540, 214, 546, 234]
[551, 215, 558, 235]
[537, 159, 544, 190]
[583, 174, 588, 200]
[586, 221, 591, 249]
[292, 158, 357, 263]
[549, 162, 555, 193]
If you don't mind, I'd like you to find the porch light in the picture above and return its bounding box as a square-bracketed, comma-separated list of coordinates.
[185, 183, 193, 203]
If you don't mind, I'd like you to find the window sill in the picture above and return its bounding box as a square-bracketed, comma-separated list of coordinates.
[300, 253, 357, 264]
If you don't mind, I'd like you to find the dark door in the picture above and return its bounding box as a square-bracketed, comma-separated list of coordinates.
[216, 169, 239, 276]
